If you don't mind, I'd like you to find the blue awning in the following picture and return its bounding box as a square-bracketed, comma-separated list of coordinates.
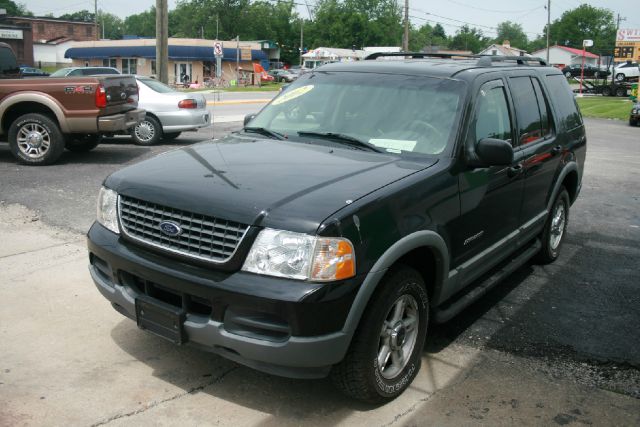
[64, 45, 267, 62]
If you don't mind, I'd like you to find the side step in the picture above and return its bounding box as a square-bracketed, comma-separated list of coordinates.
[434, 238, 542, 323]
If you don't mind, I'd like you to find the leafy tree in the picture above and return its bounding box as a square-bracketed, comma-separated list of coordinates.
[59, 9, 94, 22]
[432, 23, 446, 39]
[494, 21, 528, 50]
[448, 25, 489, 53]
[548, 4, 615, 52]
[409, 23, 448, 51]
[97, 11, 124, 40]
[123, 6, 156, 37]
[0, 0, 32, 16]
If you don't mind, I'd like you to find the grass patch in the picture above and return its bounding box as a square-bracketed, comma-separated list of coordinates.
[576, 97, 633, 121]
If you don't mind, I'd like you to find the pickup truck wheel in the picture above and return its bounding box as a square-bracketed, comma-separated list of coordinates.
[131, 116, 162, 146]
[331, 265, 428, 403]
[163, 132, 181, 141]
[8, 113, 65, 165]
[537, 188, 570, 264]
[65, 134, 101, 152]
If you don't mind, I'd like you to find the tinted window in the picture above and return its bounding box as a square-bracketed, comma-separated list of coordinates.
[545, 74, 582, 130]
[475, 83, 512, 143]
[0, 46, 18, 75]
[509, 76, 543, 145]
[532, 78, 552, 138]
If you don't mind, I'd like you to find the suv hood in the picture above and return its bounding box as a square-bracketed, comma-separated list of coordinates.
[105, 134, 438, 234]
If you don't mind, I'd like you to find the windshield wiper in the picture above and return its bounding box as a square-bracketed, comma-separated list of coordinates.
[297, 131, 383, 153]
[243, 126, 286, 140]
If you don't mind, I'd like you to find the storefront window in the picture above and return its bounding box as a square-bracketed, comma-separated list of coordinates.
[102, 58, 117, 68]
[122, 58, 137, 74]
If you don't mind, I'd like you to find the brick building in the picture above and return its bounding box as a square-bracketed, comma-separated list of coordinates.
[3, 16, 98, 43]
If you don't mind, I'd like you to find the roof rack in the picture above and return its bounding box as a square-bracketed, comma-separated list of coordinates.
[364, 52, 547, 66]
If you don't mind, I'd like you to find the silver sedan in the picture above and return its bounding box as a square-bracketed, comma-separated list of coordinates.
[131, 76, 210, 145]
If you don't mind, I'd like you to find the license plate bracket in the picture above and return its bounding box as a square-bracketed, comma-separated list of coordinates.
[135, 296, 186, 345]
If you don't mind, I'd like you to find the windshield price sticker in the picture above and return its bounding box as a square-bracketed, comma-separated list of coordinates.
[272, 85, 314, 105]
[369, 139, 417, 153]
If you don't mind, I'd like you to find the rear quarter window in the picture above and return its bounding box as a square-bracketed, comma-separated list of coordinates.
[544, 74, 582, 131]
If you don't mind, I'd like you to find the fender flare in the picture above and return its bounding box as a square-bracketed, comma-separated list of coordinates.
[0, 92, 69, 133]
[341, 230, 449, 337]
[547, 161, 578, 211]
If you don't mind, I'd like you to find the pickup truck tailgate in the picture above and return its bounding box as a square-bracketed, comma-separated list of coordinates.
[100, 75, 139, 111]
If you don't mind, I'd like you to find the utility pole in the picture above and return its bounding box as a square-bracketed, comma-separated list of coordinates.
[216, 15, 219, 40]
[612, 13, 626, 86]
[403, 0, 409, 51]
[300, 20, 304, 66]
[236, 35, 240, 81]
[94, 0, 98, 41]
[155, 0, 169, 84]
[545, 0, 550, 63]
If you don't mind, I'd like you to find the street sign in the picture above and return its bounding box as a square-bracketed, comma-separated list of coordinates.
[214, 42, 223, 57]
[615, 29, 640, 62]
[583, 39, 593, 47]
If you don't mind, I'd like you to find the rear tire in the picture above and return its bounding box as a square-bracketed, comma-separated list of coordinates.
[130, 115, 162, 146]
[331, 265, 429, 403]
[65, 134, 101, 152]
[536, 188, 570, 264]
[616, 87, 627, 97]
[162, 132, 181, 141]
[601, 86, 612, 97]
[616, 73, 625, 82]
[8, 113, 65, 166]
[630, 119, 638, 127]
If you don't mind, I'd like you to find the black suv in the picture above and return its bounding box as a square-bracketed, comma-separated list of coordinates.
[87, 53, 586, 403]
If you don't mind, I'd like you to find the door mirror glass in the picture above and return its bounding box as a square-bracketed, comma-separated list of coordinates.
[475, 138, 514, 166]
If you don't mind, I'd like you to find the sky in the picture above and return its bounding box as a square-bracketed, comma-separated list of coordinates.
[20, 0, 640, 43]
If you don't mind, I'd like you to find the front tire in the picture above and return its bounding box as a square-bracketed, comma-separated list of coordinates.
[536, 188, 570, 264]
[8, 113, 65, 165]
[131, 115, 162, 146]
[331, 266, 429, 403]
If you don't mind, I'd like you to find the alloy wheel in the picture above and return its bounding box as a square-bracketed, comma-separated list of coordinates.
[17, 122, 51, 159]
[377, 294, 420, 380]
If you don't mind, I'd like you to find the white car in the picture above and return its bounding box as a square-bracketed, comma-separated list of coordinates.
[130, 76, 210, 145]
[613, 62, 639, 81]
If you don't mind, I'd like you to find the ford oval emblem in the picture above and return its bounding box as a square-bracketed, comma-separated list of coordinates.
[159, 221, 182, 237]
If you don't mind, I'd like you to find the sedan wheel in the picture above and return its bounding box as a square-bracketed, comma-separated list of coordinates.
[616, 73, 626, 82]
[131, 116, 162, 146]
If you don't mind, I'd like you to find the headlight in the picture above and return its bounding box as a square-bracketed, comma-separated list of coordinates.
[96, 186, 120, 234]
[242, 228, 355, 282]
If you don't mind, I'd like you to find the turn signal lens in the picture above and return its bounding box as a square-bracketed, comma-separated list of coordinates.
[311, 238, 355, 281]
[178, 99, 197, 109]
[95, 85, 107, 108]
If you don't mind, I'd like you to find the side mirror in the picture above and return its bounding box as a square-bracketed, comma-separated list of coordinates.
[243, 114, 256, 127]
[472, 138, 514, 167]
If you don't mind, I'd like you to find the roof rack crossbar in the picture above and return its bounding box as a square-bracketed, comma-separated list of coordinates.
[364, 52, 547, 66]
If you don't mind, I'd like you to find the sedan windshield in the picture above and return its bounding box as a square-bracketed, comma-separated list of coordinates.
[249, 71, 465, 155]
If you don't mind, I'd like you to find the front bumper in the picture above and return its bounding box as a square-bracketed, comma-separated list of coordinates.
[98, 108, 146, 132]
[87, 223, 359, 378]
[156, 109, 210, 132]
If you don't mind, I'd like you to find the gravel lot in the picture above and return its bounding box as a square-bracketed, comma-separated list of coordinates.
[0, 118, 638, 426]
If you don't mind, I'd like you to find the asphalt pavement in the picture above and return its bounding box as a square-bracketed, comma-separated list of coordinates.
[0, 117, 639, 425]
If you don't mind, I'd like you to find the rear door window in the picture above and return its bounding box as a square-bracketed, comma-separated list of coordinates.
[531, 77, 552, 139]
[509, 76, 543, 145]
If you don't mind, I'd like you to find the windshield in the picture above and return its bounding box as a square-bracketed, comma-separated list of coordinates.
[50, 68, 72, 77]
[249, 71, 465, 155]
[138, 77, 175, 93]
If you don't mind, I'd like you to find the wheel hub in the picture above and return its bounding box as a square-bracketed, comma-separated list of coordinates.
[27, 132, 43, 148]
[136, 122, 154, 140]
[390, 323, 407, 349]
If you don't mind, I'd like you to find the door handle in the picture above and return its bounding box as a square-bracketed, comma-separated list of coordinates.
[551, 145, 562, 155]
[507, 164, 523, 178]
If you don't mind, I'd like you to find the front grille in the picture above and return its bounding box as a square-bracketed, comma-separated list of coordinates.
[118, 195, 249, 263]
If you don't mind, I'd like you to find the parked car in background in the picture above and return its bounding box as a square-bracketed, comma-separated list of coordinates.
[561, 64, 609, 79]
[129, 75, 209, 145]
[630, 103, 640, 126]
[49, 67, 121, 77]
[613, 62, 639, 82]
[19, 66, 49, 77]
[268, 69, 296, 82]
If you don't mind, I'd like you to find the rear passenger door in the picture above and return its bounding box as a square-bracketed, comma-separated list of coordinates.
[507, 73, 562, 233]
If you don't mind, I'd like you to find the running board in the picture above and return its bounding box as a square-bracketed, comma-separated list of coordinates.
[434, 238, 542, 323]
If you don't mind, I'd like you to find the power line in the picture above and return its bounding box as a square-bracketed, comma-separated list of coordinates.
[439, 0, 542, 14]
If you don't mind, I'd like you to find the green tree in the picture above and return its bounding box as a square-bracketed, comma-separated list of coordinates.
[409, 22, 448, 51]
[494, 21, 528, 50]
[0, 0, 32, 16]
[97, 10, 124, 40]
[548, 4, 615, 53]
[59, 9, 94, 22]
[448, 25, 489, 53]
[123, 6, 156, 37]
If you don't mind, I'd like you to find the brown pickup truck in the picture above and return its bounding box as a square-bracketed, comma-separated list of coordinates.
[0, 42, 144, 165]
